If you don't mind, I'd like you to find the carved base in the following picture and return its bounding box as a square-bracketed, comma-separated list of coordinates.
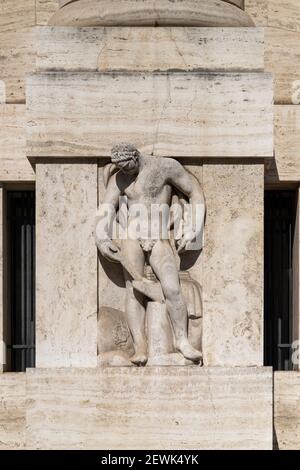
[49, 0, 254, 27]
[25, 367, 273, 449]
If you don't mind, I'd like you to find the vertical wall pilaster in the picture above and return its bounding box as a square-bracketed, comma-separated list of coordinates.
[36, 163, 98, 367]
[203, 163, 264, 366]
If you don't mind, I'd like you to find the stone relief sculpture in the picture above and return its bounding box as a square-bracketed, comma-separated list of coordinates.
[95, 144, 205, 367]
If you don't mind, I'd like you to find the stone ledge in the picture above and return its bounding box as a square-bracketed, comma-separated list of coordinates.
[0, 373, 26, 450]
[27, 72, 273, 158]
[25, 366, 273, 449]
[274, 371, 300, 450]
[35, 26, 264, 73]
[58, 0, 245, 10]
[49, 0, 254, 27]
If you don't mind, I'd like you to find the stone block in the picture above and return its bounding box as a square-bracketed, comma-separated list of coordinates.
[35, 27, 264, 73]
[265, 28, 300, 105]
[0, 105, 35, 181]
[202, 163, 264, 366]
[36, 163, 98, 367]
[27, 72, 273, 158]
[0, 373, 26, 449]
[274, 371, 300, 450]
[266, 106, 300, 183]
[26, 367, 273, 449]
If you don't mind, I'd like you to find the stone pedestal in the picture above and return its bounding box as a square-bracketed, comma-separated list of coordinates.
[0, 367, 273, 450]
[25, 367, 273, 450]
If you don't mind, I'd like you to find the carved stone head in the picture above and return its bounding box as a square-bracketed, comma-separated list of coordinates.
[111, 143, 140, 175]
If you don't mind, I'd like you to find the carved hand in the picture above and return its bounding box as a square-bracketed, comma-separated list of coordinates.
[97, 240, 122, 263]
[176, 230, 198, 253]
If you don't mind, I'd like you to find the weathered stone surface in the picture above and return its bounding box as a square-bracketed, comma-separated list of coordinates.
[0, 82, 5, 104]
[245, 1, 300, 103]
[265, 106, 300, 183]
[36, 163, 98, 367]
[268, 0, 300, 33]
[98, 306, 134, 356]
[274, 372, 300, 450]
[265, 28, 300, 105]
[27, 72, 273, 158]
[0, 105, 35, 181]
[0, 28, 35, 103]
[98, 165, 126, 318]
[0, 1, 35, 102]
[147, 302, 174, 358]
[245, 0, 268, 26]
[245, 1, 300, 104]
[0, 373, 26, 449]
[98, 351, 133, 367]
[59, 0, 76, 7]
[49, 0, 254, 27]
[36, 0, 59, 25]
[202, 163, 264, 366]
[26, 367, 273, 450]
[0, 0, 35, 32]
[35, 27, 264, 73]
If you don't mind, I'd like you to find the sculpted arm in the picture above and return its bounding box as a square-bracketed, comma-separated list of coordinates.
[168, 160, 206, 252]
[95, 173, 122, 263]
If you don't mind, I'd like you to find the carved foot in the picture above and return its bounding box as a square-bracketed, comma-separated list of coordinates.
[175, 339, 203, 365]
[130, 351, 148, 367]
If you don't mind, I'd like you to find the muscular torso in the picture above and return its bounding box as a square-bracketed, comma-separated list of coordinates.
[122, 158, 172, 207]
[116, 156, 180, 240]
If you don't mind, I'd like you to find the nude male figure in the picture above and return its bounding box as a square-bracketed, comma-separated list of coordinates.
[95, 144, 205, 366]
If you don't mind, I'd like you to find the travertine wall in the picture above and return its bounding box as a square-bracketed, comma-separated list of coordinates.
[0, 0, 299, 451]
[0, 0, 300, 104]
[266, 106, 300, 183]
[1, 0, 299, 105]
[0, 105, 34, 181]
[0, 367, 273, 450]
[0, 373, 26, 450]
[203, 163, 264, 366]
[1, 1, 299, 183]
[3, 368, 300, 450]
[35, 26, 264, 72]
[28, 22, 269, 367]
[274, 372, 300, 450]
[27, 72, 273, 158]
[25, 367, 273, 450]
[36, 163, 98, 367]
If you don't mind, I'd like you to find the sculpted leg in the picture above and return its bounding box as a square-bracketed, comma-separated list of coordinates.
[121, 239, 147, 366]
[149, 240, 202, 364]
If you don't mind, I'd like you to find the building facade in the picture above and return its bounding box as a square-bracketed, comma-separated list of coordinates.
[0, 0, 300, 449]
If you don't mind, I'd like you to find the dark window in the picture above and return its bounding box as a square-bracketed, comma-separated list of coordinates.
[264, 190, 296, 370]
[7, 191, 35, 372]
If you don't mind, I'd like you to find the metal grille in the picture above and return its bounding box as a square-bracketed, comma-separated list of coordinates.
[8, 191, 35, 372]
[264, 190, 295, 371]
